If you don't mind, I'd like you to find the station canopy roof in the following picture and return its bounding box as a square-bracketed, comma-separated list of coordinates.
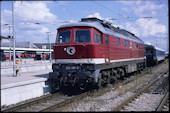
[1, 41, 38, 49]
[0, 36, 54, 52]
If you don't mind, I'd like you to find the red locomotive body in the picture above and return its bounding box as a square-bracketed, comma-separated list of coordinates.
[49, 17, 146, 91]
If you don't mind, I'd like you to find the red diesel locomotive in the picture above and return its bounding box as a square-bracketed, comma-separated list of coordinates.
[49, 17, 146, 91]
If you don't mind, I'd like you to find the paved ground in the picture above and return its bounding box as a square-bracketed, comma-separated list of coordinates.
[1, 69, 52, 85]
[1, 60, 53, 86]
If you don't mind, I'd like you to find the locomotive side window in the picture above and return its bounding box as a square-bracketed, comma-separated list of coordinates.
[105, 36, 108, 44]
[94, 34, 102, 44]
[57, 31, 70, 44]
[75, 30, 90, 42]
[127, 40, 129, 47]
[117, 38, 120, 46]
[134, 42, 136, 48]
[124, 40, 126, 47]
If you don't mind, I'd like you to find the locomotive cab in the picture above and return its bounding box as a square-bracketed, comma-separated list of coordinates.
[50, 25, 105, 90]
[54, 26, 104, 61]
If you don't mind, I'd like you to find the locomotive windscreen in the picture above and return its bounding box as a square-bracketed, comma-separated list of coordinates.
[75, 30, 90, 42]
[57, 31, 70, 44]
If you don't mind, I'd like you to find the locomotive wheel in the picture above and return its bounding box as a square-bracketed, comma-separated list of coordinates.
[51, 81, 60, 94]
[79, 80, 88, 90]
[105, 71, 111, 84]
[110, 75, 117, 84]
[110, 69, 117, 84]
[117, 68, 125, 78]
[97, 73, 106, 88]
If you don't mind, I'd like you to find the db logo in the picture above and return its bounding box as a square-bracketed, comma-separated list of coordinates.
[66, 47, 76, 55]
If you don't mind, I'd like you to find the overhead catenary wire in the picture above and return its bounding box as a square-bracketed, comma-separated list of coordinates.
[1, 8, 55, 25]
[53, 1, 80, 20]
[1, 1, 61, 26]
[2, 1, 168, 25]
[158, 0, 168, 13]
[109, 15, 168, 21]
[2, 10, 72, 26]
[93, 0, 129, 19]
[93, 0, 168, 25]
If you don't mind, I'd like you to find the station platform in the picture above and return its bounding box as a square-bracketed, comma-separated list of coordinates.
[1, 63, 52, 75]
[1, 68, 53, 107]
[1, 60, 53, 75]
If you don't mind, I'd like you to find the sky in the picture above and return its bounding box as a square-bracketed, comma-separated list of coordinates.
[1, 0, 169, 52]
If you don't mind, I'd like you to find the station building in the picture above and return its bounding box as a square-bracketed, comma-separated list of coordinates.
[0, 36, 54, 61]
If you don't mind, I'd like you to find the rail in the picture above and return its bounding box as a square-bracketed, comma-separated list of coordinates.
[156, 91, 169, 111]
[1, 93, 59, 112]
[112, 69, 169, 111]
[38, 91, 90, 112]
[1, 90, 91, 112]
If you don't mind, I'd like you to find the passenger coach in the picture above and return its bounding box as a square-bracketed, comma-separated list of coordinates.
[145, 43, 165, 66]
[49, 17, 146, 91]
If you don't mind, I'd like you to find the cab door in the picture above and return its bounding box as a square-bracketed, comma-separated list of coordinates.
[131, 42, 135, 58]
[104, 35, 110, 63]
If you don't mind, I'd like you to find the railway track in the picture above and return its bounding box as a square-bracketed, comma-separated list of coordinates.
[37, 91, 90, 112]
[112, 69, 169, 111]
[1, 88, 108, 112]
[1, 90, 90, 112]
[156, 91, 169, 111]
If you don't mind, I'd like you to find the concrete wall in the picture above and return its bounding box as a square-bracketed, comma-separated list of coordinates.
[1, 78, 51, 106]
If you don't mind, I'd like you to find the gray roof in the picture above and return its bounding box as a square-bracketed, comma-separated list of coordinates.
[1, 41, 38, 48]
[1, 40, 55, 49]
[33, 43, 55, 49]
[58, 18, 144, 44]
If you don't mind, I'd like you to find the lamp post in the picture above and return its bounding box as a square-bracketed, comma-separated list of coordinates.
[46, 32, 53, 62]
[4, 24, 13, 62]
[12, 1, 16, 77]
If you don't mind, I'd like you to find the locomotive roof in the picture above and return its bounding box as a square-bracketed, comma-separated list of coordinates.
[58, 18, 144, 44]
